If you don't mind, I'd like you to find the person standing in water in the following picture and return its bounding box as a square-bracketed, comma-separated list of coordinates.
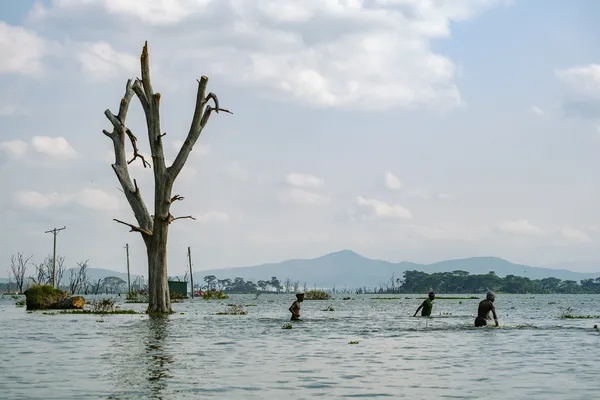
[289, 293, 304, 320]
[413, 291, 435, 317]
[475, 291, 499, 327]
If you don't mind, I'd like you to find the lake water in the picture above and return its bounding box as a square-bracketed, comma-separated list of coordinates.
[0, 293, 599, 399]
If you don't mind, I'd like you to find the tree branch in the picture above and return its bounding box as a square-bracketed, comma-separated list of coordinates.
[103, 80, 153, 235]
[169, 195, 185, 204]
[125, 128, 151, 168]
[113, 219, 153, 236]
[168, 76, 232, 181]
[167, 215, 196, 224]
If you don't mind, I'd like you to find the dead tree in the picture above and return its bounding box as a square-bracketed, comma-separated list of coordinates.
[10, 253, 32, 293]
[69, 260, 89, 294]
[31, 254, 65, 287]
[103, 42, 231, 313]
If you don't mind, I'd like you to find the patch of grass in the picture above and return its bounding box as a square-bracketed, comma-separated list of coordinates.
[125, 299, 148, 303]
[23, 285, 68, 310]
[282, 323, 293, 329]
[561, 315, 600, 319]
[203, 291, 230, 300]
[245, 304, 258, 307]
[15, 300, 26, 307]
[305, 290, 330, 300]
[170, 292, 188, 300]
[215, 304, 247, 315]
[59, 309, 139, 315]
[348, 341, 359, 345]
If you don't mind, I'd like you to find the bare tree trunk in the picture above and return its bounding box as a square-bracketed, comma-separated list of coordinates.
[102, 42, 230, 313]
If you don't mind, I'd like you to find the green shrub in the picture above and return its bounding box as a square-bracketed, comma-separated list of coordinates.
[305, 290, 330, 300]
[23, 285, 68, 310]
[203, 291, 229, 300]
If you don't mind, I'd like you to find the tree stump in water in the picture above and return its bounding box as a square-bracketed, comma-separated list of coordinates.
[24, 285, 85, 310]
[50, 296, 85, 310]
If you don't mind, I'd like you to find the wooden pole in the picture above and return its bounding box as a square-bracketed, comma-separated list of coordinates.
[45, 226, 66, 288]
[188, 246, 194, 299]
[126, 243, 131, 296]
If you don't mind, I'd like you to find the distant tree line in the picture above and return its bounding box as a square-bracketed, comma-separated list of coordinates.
[380, 270, 600, 294]
[1, 252, 143, 295]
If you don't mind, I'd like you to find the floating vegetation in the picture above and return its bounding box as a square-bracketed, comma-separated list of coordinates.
[215, 304, 247, 315]
[439, 312, 453, 315]
[348, 341, 359, 345]
[60, 309, 139, 315]
[245, 304, 258, 307]
[170, 292, 188, 300]
[548, 302, 557, 305]
[322, 305, 335, 311]
[561, 315, 600, 319]
[429, 296, 479, 300]
[282, 323, 293, 329]
[203, 291, 230, 300]
[371, 297, 402, 300]
[15, 300, 26, 307]
[305, 290, 330, 300]
[342, 297, 352, 300]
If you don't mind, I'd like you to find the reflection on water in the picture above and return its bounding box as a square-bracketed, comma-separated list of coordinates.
[108, 315, 173, 399]
[0, 294, 599, 399]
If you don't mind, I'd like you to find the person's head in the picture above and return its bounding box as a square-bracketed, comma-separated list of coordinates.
[296, 293, 305, 302]
[428, 291, 435, 300]
[486, 291, 495, 302]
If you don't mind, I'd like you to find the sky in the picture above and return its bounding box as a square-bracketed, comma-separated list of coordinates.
[1, 0, 600, 277]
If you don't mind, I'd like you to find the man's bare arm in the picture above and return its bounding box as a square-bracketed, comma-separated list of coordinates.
[492, 305, 499, 326]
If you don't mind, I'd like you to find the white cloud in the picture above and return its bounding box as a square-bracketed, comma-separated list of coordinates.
[560, 228, 592, 243]
[77, 42, 137, 80]
[226, 162, 249, 181]
[0, 140, 29, 159]
[285, 173, 324, 188]
[356, 196, 413, 220]
[0, 22, 50, 76]
[283, 188, 330, 206]
[532, 106, 544, 116]
[196, 211, 230, 223]
[1, 137, 78, 160]
[556, 64, 600, 97]
[0, 105, 17, 116]
[171, 140, 211, 156]
[32, 0, 510, 110]
[384, 172, 401, 191]
[31, 136, 78, 158]
[496, 219, 543, 236]
[14, 189, 120, 211]
[77, 189, 120, 211]
[14, 191, 70, 210]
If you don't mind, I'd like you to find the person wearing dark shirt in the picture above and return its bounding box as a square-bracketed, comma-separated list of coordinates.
[475, 291, 499, 327]
[413, 291, 435, 317]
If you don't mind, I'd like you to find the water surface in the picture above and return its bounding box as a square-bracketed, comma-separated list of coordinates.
[1, 294, 599, 399]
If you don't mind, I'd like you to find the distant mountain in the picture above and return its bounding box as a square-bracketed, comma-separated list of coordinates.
[73, 268, 139, 283]
[3, 251, 599, 288]
[193, 250, 600, 288]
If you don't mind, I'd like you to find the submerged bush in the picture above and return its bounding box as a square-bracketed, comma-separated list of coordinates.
[215, 304, 247, 315]
[305, 290, 330, 300]
[23, 285, 68, 310]
[203, 291, 230, 300]
[170, 292, 188, 300]
[282, 323, 293, 329]
[90, 298, 116, 313]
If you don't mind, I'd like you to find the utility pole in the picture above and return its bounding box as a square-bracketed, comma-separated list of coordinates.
[45, 226, 66, 288]
[188, 246, 194, 299]
[125, 243, 131, 296]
